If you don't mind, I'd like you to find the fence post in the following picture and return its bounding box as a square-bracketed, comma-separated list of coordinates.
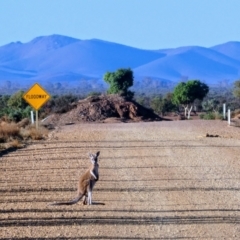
[223, 103, 226, 119]
[228, 109, 231, 125]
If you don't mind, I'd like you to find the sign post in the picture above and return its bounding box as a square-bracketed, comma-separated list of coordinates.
[36, 110, 39, 129]
[31, 111, 34, 124]
[23, 83, 50, 129]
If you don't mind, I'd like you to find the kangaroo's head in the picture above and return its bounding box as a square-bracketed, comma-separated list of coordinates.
[89, 151, 100, 165]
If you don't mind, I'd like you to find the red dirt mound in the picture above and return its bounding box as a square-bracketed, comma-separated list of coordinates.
[42, 94, 161, 126]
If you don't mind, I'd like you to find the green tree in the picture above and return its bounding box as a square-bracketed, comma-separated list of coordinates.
[150, 93, 176, 116]
[172, 80, 209, 119]
[233, 80, 240, 98]
[104, 68, 134, 98]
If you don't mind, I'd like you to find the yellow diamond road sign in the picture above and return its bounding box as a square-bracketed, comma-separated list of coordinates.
[23, 83, 50, 110]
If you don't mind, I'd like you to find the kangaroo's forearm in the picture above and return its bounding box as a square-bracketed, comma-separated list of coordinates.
[90, 170, 98, 180]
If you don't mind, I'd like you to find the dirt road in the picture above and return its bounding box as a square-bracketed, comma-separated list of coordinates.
[1, 120, 240, 239]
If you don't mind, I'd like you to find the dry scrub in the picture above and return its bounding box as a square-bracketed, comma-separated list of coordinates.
[0, 122, 20, 142]
[0, 119, 48, 151]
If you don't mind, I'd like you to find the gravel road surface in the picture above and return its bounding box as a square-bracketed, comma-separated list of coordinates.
[1, 120, 240, 239]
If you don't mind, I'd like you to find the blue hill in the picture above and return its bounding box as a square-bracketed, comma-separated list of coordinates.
[0, 34, 240, 90]
[135, 46, 240, 82]
[211, 41, 240, 61]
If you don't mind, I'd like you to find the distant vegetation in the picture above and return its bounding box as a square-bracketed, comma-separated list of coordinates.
[1, 77, 240, 151]
[1, 76, 240, 126]
[42, 94, 80, 116]
[233, 80, 240, 98]
[134, 82, 240, 120]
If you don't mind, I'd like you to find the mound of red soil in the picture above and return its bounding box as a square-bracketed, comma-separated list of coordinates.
[42, 94, 161, 126]
[233, 113, 240, 119]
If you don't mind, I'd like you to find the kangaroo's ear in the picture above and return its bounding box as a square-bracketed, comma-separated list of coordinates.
[89, 153, 95, 164]
[96, 151, 100, 157]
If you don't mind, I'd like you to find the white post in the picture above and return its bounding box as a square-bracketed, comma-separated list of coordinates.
[36, 110, 39, 129]
[228, 109, 231, 125]
[223, 103, 226, 119]
[31, 111, 34, 124]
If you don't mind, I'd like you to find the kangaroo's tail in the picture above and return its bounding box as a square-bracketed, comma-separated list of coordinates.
[48, 193, 84, 206]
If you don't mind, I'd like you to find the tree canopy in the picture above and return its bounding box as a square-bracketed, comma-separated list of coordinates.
[7, 90, 29, 109]
[233, 80, 240, 98]
[7, 90, 32, 122]
[172, 80, 209, 118]
[104, 68, 134, 98]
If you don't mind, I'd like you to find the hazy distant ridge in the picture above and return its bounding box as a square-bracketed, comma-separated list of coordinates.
[0, 34, 240, 88]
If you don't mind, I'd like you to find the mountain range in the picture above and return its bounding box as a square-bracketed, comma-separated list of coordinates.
[0, 34, 240, 91]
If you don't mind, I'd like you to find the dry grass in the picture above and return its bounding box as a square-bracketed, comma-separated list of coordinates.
[0, 122, 20, 142]
[7, 139, 23, 148]
[20, 125, 49, 140]
[0, 121, 49, 151]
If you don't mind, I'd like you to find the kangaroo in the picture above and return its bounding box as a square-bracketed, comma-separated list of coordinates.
[49, 151, 100, 206]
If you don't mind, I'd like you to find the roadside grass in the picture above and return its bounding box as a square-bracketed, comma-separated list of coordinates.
[20, 125, 49, 140]
[0, 122, 20, 142]
[199, 112, 224, 120]
[0, 119, 49, 152]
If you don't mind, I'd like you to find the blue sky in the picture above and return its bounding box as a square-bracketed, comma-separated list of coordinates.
[1, 0, 240, 49]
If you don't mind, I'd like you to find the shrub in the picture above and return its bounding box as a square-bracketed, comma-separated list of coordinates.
[43, 94, 78, 114]
[28, 128, 45, 140]
[150, 96, 164, 115]
[215, 112, 224, 120]
[150, 94, 176, 116]
[199, 112, 223, 120]
[87, 92, 102, 97]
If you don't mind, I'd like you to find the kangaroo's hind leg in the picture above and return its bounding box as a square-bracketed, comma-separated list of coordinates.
[88, 191, 92, 205]
[86, 180, 94, 205]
